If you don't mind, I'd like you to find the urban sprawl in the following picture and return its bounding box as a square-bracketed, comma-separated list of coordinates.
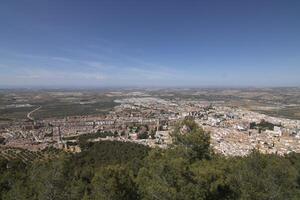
[1, 96, 300, 156]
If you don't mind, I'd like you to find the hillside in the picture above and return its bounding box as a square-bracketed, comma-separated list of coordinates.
[1, 120, 300, 200]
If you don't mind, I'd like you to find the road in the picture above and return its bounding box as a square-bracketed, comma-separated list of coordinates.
[27, 106, 42, 121]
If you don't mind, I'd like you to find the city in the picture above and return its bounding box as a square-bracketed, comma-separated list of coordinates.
[1, 89, 300, 157]
[1, 0, 300, 199]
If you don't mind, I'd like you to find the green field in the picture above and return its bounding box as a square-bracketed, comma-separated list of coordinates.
[0, 91, 119, 120]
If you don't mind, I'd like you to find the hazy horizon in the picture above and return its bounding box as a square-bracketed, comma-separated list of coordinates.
[1, 0, 300, 87]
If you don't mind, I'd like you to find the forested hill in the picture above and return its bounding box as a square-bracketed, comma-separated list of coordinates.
[1, 120, 300, 200]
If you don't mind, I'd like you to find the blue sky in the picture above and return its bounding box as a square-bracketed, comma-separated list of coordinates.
[0, 0, 300, 88]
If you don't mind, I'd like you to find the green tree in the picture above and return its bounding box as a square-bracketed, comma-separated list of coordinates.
[228, 151, 300, 200]
[189, 157, 236, 200]
[136, 119, 213, 200]
[28, 154, 74, 200]
[91, 165, 138, 200]
[172, 119, 211, 161]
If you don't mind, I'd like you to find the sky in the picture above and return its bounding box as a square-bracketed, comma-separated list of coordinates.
[0, 0, 300, 88]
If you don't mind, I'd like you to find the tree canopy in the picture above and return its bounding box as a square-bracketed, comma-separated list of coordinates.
[1, 119, 300, 200]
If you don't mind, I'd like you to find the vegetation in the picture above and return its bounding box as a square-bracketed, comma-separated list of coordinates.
[0, 147, 60, 164]
[63, 130, 120, 149]
[250, 119, 278, 132]
[0, 92, 118, 120]
[137, 132, 149, 139]
[33, 101, 118, 120]
[1, 119, 300, 199]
